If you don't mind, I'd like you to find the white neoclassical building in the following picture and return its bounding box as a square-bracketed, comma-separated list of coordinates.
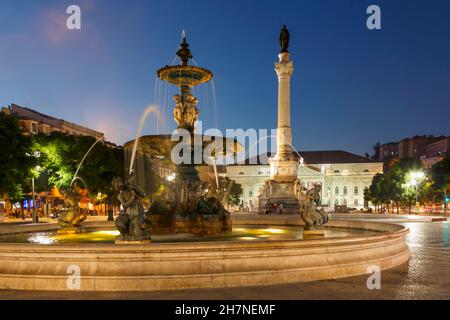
[226, 151, 383, 211]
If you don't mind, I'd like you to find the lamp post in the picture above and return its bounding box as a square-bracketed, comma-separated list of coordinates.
[408, 171, 425, 214]
[32, 165, 41, 224]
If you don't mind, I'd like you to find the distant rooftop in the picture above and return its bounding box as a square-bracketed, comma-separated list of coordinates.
[6, 103, 104, 139]
[233, 150, 379, 166]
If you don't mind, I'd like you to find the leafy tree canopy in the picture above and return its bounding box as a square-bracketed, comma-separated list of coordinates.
[0, 112, 37, 200]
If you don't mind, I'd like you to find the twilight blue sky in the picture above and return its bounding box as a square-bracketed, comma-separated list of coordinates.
[1, 0, 449, 155]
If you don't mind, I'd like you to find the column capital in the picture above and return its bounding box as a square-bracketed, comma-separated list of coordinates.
[275, 60, 294, 78]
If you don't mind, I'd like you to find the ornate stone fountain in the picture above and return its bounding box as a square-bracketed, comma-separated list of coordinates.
[116, 35, 237, 242]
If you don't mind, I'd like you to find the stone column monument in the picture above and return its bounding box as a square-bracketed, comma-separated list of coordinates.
[259, 26, 301, 214]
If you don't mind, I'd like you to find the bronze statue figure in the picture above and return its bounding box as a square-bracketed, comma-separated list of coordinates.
[279, 25, 290, 53]
[58, 185, 87, 230]
[112, 175, 151, 240]
[300, 183, 329, 230]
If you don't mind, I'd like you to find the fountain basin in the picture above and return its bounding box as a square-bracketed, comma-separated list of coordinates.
[0, 220, 409, 291]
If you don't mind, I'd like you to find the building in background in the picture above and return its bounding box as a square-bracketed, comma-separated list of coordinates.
[2, 103, 104, 139]
[227, 150, 382, 211]
[376, 135, 449, 169]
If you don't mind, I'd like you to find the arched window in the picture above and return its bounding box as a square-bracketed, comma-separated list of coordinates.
[363, 169, 370, 173]
[354, 186, 358, 195]
[335, 187, 339, 195]
[343, 186, 347, 196]
[354, 199, 359, 206]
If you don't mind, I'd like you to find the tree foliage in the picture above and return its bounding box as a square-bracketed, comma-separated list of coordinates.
[33, 132, 124, 203]
[364, 158, 426, 213]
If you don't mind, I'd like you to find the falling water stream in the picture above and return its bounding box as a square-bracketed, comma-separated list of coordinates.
[129, 105, 164, 175]
[70, 137, 104, 187]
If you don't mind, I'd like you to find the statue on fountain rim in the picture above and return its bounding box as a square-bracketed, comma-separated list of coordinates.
[300, 183, 329, 230]
[58, 184, 87, 230]
[112, 174, 152, 240]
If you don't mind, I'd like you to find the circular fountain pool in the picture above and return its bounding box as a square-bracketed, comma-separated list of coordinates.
[0, 225, 380, 244]
[0, 219, 409, 292]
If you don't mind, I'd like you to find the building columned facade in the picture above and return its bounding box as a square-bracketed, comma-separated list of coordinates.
[226, 150, 383, 211]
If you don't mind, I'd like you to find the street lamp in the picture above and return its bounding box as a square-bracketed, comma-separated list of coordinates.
[32, 165, 41, 224]
[407, 170, 425, 213]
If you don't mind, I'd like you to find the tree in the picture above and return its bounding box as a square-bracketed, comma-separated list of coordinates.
[365, 158, 425, 214]
[0, 112, 37, 202]
[33, 132, 124, 206]
[431, 157, 450, 213]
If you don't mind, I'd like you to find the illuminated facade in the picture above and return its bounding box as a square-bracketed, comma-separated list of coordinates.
[226, 150, 383, 211]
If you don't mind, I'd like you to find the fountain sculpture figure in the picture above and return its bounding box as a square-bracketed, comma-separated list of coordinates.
[57, 185, 87, 234]
[113, 176, 152, 243]
[301, 184, 329, 231]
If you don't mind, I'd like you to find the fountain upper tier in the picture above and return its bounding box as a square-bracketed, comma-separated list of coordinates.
[157, 36, 213, 89]
[157, 65, 213, 88]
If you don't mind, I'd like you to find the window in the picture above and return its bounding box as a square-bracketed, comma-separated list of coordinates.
[249, 190, 253, 197]
[343, 199, 347, 205]
[354, 199, 359, 206]
[238, 172, 244, 175]
[363, 169, 370, 173]
[354, 186, 358, 195]
[343, 186, 347, 196]
[31, 123, 37, 133]
[334, 170, 340, 173]
[335, 199, 339, 205]
[335, 187, 339, 195]
[327, 187, 331, 195]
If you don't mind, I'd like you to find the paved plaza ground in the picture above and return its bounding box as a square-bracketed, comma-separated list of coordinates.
[0, 214, 448, 300]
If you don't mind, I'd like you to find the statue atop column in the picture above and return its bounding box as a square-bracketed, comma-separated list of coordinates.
[279, 25, 290, 53]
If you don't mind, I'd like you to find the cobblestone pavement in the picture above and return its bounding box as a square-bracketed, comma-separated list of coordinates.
[0, 217, 448, 300]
